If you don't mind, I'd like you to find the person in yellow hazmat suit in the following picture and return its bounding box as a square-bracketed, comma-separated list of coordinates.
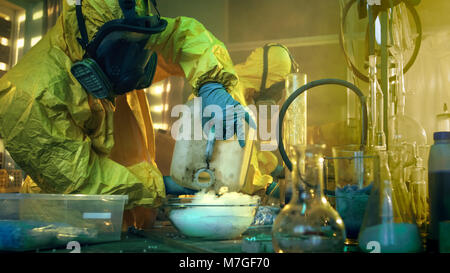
[0, 0, 254, 229]
[235, 43, 300, 195]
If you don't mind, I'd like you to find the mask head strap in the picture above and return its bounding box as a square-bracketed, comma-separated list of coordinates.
[119, 0, 137, 20]
[257, 43, 300, 102]
[75, 0, 164, 51]
[75, 0, 89, 50]
[259, 43, 299, 92]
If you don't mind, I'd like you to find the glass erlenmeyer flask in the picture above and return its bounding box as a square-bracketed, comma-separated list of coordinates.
[272, 144, 346, 253]
[358, 151, 422, 253]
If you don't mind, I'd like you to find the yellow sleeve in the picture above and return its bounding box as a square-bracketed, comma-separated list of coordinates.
[148, 16, 238, 96]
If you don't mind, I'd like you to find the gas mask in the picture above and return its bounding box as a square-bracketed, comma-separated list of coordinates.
[71, 0, 167, 101]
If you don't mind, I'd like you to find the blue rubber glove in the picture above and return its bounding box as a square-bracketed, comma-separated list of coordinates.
[163, 176, 197, 196]
[198, 82, 256, 147]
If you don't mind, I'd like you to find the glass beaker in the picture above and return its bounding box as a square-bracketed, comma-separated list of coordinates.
[283, 72, 307, 149]
[272, 144, 346, 253]
[281, 72, 308, 208]
[331, 145, 375, 244]
[358, 151, 423, 253]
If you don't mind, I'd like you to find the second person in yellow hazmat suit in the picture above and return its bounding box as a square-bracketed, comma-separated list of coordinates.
[235, 43, 300, 195]
[0, 0, 254, 228]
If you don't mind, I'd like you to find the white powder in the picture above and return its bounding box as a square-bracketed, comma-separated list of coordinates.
[169, 188, 260, 239]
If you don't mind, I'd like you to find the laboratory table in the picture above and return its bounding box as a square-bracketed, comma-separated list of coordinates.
[38, 221, 362, 253]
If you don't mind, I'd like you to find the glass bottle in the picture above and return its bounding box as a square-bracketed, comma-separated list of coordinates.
[272, 144, 346, 253]
[358, 151, 422, 253]
[409, 155, 428, 235]
[428, 132, 450, 252]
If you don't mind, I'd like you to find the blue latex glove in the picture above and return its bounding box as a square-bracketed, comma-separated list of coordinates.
[198, 82, 256, 147]
[163, 176, 197, 196]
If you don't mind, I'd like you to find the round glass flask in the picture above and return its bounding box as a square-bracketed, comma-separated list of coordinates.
[272, 144, 346, 253]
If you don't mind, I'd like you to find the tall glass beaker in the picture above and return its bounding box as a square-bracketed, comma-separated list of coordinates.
[283, 73, 307, 149]
[281, 72, 308, 207]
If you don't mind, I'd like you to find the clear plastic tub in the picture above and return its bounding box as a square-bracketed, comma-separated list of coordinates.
[0, 193, 128, 251]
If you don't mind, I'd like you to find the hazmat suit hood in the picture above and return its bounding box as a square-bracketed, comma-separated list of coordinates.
[234, 44, 297, 195]
[234, 44, 293, 104]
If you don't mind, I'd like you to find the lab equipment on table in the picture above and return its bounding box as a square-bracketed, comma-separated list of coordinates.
[170, 99, 255, 193]
[428, 132, 450, 252]
[339, 0, 422, 84]
[281, 72, 307, 206]
[367, 55, 386, 149]
[0, 193, 127, 251]
[388, 54, 427, 148]
[275, 78, 368, 253]
[272, 144, 345, 253]
[358, 151, 422, 253]
[165, 192, 259, 240]
[409, 153, 428, 234]
[331, 145, 375, 244]
[283, 73, 307, 150]
[241, 206, 281, 253]
[388, 19, 427, 150]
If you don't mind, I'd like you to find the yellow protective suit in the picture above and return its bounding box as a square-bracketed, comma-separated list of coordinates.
[235, 44, 295, 194]
[0, 0, 238, 211]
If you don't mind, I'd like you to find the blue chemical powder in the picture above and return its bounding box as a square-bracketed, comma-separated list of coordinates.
[335, 184, 372, 239]
[251, 206, 280, 226]
[0, 220, 98, 251]
[0, 220, 59, 251]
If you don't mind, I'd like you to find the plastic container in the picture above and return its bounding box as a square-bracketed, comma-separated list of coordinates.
[170, 99, 255, 192]
[428, 132, 450, 252]
[0, 193, 128, 251]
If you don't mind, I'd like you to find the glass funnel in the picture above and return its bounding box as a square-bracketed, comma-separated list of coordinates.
[358, 151, 422, 253]
[272, 144, 346, 253]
